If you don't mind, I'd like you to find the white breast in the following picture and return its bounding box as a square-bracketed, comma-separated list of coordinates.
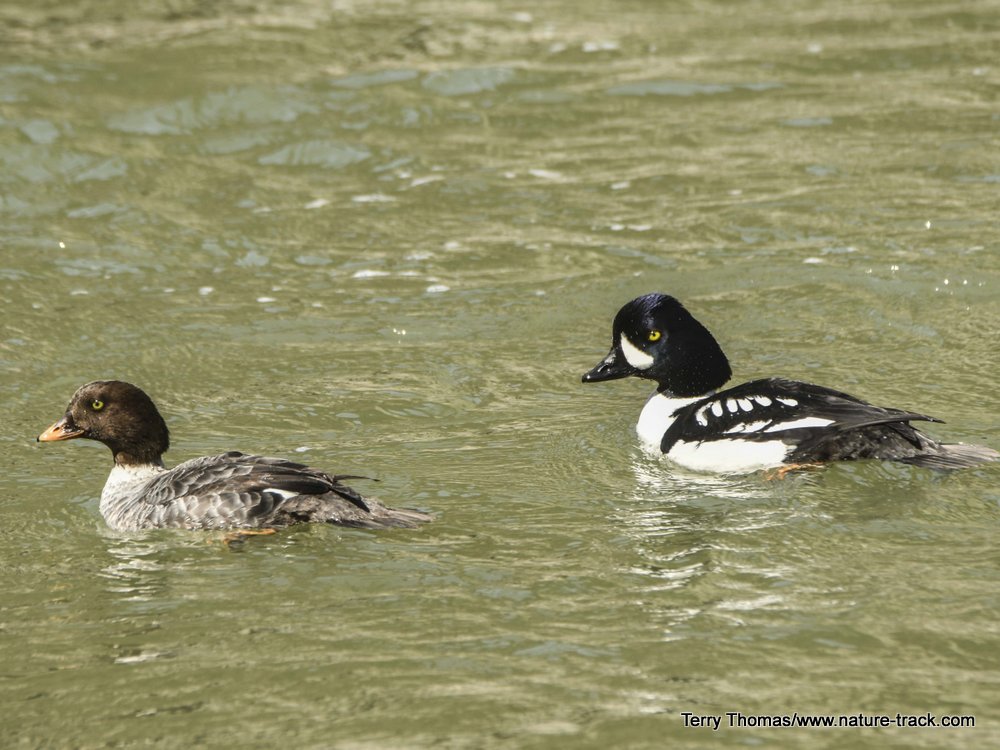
[100, 462, 167, 530]
[635, 393, 792, 473]
[635, 392, 699, 450]
[665, 438, 790, 473]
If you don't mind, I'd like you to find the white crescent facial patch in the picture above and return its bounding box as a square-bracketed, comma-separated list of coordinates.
[619, 334, 654, 369]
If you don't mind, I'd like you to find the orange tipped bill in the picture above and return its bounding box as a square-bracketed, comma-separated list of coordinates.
[38, 416, 84, 442]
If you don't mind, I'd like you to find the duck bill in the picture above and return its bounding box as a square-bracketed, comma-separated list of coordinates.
[582, 347, 637, 383]
[37, 416, 84, 442]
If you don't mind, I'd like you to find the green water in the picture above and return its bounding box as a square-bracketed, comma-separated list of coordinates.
[2, 1, 998, 748]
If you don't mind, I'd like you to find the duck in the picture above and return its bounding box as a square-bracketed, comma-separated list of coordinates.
[582, 293, 999, 474]
[37, 380, 432, 532]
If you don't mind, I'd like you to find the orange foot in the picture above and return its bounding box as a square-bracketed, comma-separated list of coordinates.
[222, 528, 278, 547]
[763, 463, 824, 480]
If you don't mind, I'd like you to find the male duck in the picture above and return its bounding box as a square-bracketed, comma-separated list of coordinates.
[583, 293, 998, 473]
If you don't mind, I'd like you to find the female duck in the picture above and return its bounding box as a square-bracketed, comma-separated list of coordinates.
[38, 380, 431, 531]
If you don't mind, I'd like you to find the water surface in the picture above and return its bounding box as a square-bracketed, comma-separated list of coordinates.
[2, 1, 998, 748]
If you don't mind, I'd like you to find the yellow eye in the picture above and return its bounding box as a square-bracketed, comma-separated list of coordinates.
[91, 399, 104, 411]
[648, 330, 662, 342]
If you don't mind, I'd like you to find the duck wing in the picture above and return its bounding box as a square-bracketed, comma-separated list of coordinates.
[662, 377, 941, 453]
[138, 452, 385, 529]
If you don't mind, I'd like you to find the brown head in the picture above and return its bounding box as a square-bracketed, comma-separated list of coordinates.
[38, 381, 170, 465]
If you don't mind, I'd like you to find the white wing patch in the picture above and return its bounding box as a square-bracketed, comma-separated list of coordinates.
[724, 420, 770, 434]
[265, 488, 299, 500]
[686, 392, 835, 438]
[763, 417, 834, 432]
[619, 334, 654, 370]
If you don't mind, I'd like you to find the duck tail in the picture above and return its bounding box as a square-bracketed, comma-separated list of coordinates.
[897, 442, 1000, 470]
[376, 506, 435, 528]
[332, 501, 433, 529]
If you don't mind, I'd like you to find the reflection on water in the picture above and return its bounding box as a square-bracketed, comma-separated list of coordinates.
[627, 452, 774, 507]
[618, 453, 807, 642]
[98, 532, 180, 603]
